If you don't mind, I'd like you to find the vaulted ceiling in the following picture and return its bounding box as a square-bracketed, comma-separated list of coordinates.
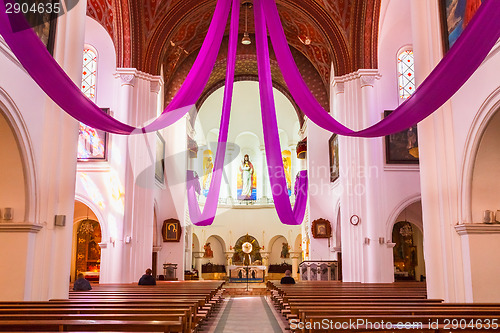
[86, 0, 380, 113]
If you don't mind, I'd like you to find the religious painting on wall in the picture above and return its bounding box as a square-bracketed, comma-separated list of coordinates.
[77, 108, 109, 161]
[440, 0, 483, 52]
[312, 218, 332, 239]
[202, 150, 214, 196]
[23, 0, 59, 55]
[282, 150, 292, 196]
[162, 218, 181, 242]
[280, 242, 290, 258]
[328, 134, 339, 182]
[237, 154, 256, 200]
[384, 111, 419, 164]
[203, 242, 213, 258]
[155, 132, 165, 183]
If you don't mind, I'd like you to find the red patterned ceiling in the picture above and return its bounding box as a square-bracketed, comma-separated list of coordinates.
[86, 0, 380, 112]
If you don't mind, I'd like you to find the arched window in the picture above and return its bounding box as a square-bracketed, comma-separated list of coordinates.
[397, 49, 415, 100]
[81, 47, 97, 101]
[78, 46, 107, 161]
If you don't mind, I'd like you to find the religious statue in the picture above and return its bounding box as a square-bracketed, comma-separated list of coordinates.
[238, 154, 254, 200]
[280, 242, 290, 258]
[203, 155, 213, 191]
[203, 242, 213, 258]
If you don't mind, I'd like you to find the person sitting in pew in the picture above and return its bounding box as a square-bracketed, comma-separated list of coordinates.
[280, 270, 296, 285]
[138, 268, 156, 285]
[73, 273, 92, 291]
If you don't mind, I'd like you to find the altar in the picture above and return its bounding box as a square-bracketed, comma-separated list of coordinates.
[228, 265, 266, 283]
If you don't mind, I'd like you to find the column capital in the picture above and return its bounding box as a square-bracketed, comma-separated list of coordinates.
[115, 69, 137, 87]
[333, 81, 344, 94]
[150, 80, 161, 94]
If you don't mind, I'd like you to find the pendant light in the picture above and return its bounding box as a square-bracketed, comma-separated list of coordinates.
[241, 2, 252, 45]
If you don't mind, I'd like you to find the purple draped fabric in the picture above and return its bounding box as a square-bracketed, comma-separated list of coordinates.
[254, 0, 307, 226]
[186, 0, 239, 226]
[0, 0, 231, 134]
[263, 0, 500, 137]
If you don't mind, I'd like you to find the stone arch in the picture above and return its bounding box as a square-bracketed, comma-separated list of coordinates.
[460, 87, 500, 223]
[385, 194, 422, 241]
[0, 88, 37, 223]
[72, 199, 106, 283]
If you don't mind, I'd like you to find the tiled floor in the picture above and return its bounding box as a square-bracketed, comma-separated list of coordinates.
[203, 296, 284, 333]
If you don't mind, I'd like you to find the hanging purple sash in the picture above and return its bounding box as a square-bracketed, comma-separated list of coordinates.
[254, 0, 307, 226]
[0, 0, 231, 134]
[262, 0, 500, 137]
[186, 0, 239, 226]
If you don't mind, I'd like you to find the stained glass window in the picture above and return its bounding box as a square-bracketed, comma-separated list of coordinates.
[397, 50, 415, 100]
[78, 48, 107, 161]
[81, 48, 97, 100]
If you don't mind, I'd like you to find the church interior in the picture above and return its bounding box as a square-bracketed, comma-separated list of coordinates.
[1, 0, 500, 331]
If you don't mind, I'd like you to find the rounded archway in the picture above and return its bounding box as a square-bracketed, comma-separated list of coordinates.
[471, 108, 500, 223]
[391, 201, 426, 282]
[0, 106, 28, 222]
[71, 200, 103, 283]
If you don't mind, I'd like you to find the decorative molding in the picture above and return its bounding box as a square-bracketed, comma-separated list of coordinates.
[115, 68, 163, 87]
[360, 75, 376, 88]
[98, 242, 108, 249]
[383, 164, 420, 172]
[334, 69, 381, 86]
[119, 74, 136, 86]
[150, 80, 162, 94]
[333, 81, 344, 94]
[0, 223, 43, 233]
[455, 223, 500, 236]
[153, 246, 162, 252]
[77, 163, 111, 173]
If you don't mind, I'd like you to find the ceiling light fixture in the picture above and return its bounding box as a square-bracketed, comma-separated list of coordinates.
[241, 2, 252, 45]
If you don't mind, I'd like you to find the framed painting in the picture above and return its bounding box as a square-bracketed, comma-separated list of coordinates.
[162, 219, 181, 242]
[312, 218, 332, 239]
[23, 0, 59, 55]
[77, 108, 109, 161]
[439, 0, 483, 52]
[155, 132, 165, 183]
[328, 134, 339, 182]
[384, 111, 419, 164]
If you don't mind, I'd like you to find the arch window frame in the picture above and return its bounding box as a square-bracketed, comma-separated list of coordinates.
[397, 47, 415, 101]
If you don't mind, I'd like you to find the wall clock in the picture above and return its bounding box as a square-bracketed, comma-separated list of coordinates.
[350, 215, 360, 226]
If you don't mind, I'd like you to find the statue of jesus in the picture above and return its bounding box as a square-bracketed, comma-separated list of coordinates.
[239, 154, 254, 200]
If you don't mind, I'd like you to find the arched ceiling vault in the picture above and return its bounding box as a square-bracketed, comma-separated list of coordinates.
[86, 0, 380, 114]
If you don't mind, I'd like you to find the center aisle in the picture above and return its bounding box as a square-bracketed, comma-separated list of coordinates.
[209, 296, 284, 333]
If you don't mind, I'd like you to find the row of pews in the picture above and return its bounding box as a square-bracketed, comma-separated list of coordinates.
[268, 281, 500, 332]
[0, 280, 225, 332]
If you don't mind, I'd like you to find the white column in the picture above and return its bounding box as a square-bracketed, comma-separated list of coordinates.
[410, 0, 464, 302]
[194, 252, 204, 280]
[34, 0, 87, 300]
[225, 252, 233, 276]
[261, 252, 270, 277]
[291, 252, 300, 279]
